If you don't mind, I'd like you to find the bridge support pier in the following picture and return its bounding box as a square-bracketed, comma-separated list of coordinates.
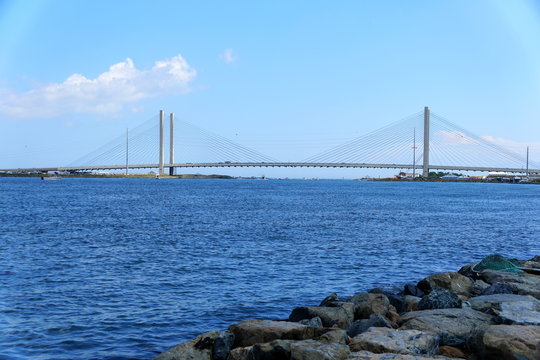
[169, 112, 175, 176]
[159, 110, 164, 175]
[422, 106, 430, 177]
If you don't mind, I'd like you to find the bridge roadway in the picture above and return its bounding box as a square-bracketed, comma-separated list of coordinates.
[1, 162, 537, 174]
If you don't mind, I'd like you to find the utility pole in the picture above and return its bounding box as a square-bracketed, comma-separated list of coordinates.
[159, 110, 164, 176]
[422, 106, 430, 178]
[169, 112, 175, 176]
[125, 128, 129, 176]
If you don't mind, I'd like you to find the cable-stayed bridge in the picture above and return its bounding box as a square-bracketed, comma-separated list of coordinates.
[2, 107, 539, 176]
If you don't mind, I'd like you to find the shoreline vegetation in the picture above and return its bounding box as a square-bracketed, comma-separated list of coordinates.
[153, 254, 540, 360]
[0, 172, 539, 184]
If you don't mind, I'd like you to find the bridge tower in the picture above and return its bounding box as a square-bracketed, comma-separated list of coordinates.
[422, 106, 430, 177]
[159, 110, 164, 175]
[169, 112, 175, 176]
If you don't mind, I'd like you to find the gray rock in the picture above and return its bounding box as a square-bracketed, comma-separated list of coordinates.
[347, 351, 461, 359]
[482, 325, 540, 360]
[299, 316, 323, 328]
[349, 293, 391, 320]
[468, 293, 540, 314]
[318, 329, 349, 344]
[498, 300, 540, 325]
[251, 339, 351, 360]
[402, 283, 424, 297]
[403, 296, 421, 313]
[227, 346, 253, 360]
[228, 320, 331, 347]
[349, 327, 439, 356]
[478, 269, 540, 299]
[153, 330, 220, 360]
[471, 280, 490, 296]
[417, 272, 474, 297]
[457, 263, 478, 280]
[480, 282, 514, 296]
[398, 308, 494, 347]
[289, 305, 354, 328]
[320, 293, 341, 307]
[347, 314, 393, 337]
[213, 331, 234, 360]
[368, 287, 402, 296]
[418, 289, 462, 310]
[290, 339, 351, 360]
[251, 340, 291, 360]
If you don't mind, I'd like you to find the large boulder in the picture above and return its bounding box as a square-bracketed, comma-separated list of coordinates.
[417, 272, 474, 297]
[251, 339, 351, 360]
[289, 304, 354, 328]
[347, 350, 459, 359]
[347, 314, 393, 337]
[467, 293, 540, 314]
[417, 289, 461, 310]
[398, 308, 494, 347]
[482, 325, 540, 360]
[153, 330, 222, 360]
[403, 296, 421, 313]
[349, 327, 439, 356]
[478, 270, 540, 299]
[227, 346, 253, 360]
[402, 283, 424, 297]
[498, 300, 540, 325]
[320, 293, 342, 307]
[299, 316, 323, 328]
[480, 282, 514, 296]
[228, 320, 330, 347]
[349, 293, 391, 320]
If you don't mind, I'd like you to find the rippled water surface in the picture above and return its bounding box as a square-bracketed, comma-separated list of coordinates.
[0, 178, 539, 359]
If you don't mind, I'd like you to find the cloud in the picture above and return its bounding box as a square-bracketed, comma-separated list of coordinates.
[220, 48, 237, 63]
[0, 55, 196, 118]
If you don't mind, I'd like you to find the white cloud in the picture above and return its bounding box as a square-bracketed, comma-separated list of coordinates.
[0, 55, 196, 118]
[220, 48, 237, 63]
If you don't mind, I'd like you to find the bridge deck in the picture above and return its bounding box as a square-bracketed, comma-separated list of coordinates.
[1, 162, 537, 174]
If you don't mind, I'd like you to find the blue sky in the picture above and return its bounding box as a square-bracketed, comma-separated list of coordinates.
[1, 0, 539, 177]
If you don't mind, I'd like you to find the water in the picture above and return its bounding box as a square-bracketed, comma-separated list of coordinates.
[0, 178, 538, 359]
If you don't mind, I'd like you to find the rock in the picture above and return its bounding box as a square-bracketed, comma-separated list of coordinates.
[153, 330, 221, 360]
[318, 329, 349, 344]
[251, 339, 351, 360]
[320, 293, 341, 307]
[386, 311, 400, 328]
[347, 314, 393, 337]
[498, 300, 540, 325]
[482, 325, 540, 360]
[417, 272, 474, 297]
[457, 263, 478, 280]
[251, 340, 291, 360]
[398, 308, 494, 347]
[468, 293, 540, 314]
[530, 255, 540, 262]
[290, 340, 351, 360]
[402, 283, 424, 297]
[417, 289, 462, 310]
[478, 269, 540, 299]
[347, 351, 460, 360]
[437, 346, 465, 359]
[471, 280, 490, 296]
[289, 305, 354, 328]
[369, 289, 405, 313]
[227, 346, 253, 360]
[228, 320, 330, 347]
[213, 331, 235, 360]
[349, 293, 391, 320]
[403, 296, 421, 313]
[480, 281, 515, 296]
[299, 316, 323, 328]
[349, 327, 439, 356]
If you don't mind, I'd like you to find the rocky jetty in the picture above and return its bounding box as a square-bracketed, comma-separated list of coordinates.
[153, 255, 540, 360]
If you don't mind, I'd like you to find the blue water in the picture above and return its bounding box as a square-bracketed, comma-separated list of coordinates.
[0, 178, 538, 359]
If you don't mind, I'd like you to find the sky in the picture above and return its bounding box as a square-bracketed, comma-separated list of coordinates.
[0, 0, 539, 178]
